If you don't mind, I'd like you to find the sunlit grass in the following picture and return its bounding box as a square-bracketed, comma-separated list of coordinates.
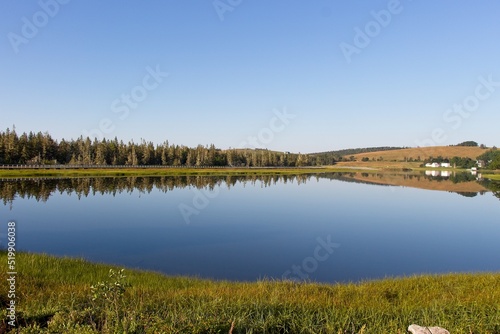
[0, 167, 374, 178]
[1, 252, 499, 333]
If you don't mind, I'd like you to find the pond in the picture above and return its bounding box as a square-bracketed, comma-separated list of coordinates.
[1, 173, 499, 283]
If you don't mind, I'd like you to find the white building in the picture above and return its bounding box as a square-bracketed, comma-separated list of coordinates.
[441, 162, 451, 168]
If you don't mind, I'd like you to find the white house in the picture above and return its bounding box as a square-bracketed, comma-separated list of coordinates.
[441, 162, 451, 168]
[425, 162, 440, 168]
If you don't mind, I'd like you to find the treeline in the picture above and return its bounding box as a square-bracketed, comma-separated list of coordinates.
[0, 127, 329, 167]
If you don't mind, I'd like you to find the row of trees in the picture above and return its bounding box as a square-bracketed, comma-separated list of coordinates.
[449, 156, 476, 169]
[420, 156, 476, 168]
[421, 148, 500, 169]
[0, 127, 328, 167]
[455, 141, 479, 147]
[421, 156, 477, 169]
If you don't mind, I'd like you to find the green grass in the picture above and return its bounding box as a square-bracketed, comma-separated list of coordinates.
[0, 167, 377, 178]
[1, 252, 499, 333]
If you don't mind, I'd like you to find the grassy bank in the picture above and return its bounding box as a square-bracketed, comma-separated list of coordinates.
[1, 252, 499, 333]
[0, 167, 374, 178]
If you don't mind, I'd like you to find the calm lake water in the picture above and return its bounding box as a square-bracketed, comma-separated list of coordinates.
[1, 173, 499, 283]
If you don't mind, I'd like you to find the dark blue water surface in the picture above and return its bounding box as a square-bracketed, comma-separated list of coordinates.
[1, 174, 499, 283]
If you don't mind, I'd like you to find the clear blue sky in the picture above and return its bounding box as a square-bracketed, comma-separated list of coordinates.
[1, 1, 500, 153]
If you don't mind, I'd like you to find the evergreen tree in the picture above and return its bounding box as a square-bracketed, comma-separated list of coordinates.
[94, 143, 107, 165]
[126, 144, 138, 165]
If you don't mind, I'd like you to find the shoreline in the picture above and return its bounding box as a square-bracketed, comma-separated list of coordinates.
[0, 166, 370, 178]
[0, 165, 498, 180]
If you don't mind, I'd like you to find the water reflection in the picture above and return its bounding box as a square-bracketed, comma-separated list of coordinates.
[1, 171, 499, 282]
[1, 172, 499, 207]
[0, 171, 500, 206]
[0, 174, 323, 206]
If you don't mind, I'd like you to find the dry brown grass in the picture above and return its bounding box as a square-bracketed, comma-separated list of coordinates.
[336, 161, 421, 169]
[347, 146, 487, 162]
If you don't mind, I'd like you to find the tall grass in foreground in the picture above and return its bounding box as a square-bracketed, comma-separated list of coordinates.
[1, 252, 499, 333]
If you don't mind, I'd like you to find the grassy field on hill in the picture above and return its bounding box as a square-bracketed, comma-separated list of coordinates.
[347, 146, 488, 162]
[1, 252, 499, 333]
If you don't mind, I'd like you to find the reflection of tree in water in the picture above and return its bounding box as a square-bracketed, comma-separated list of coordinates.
[422, 172, 476, 183]
[455, 192, 478, 198]
[2, 173, 499, 206]
[449, 173, 477, 184]
[0, 174, 325, 207]
[479, 179, 500, 200]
